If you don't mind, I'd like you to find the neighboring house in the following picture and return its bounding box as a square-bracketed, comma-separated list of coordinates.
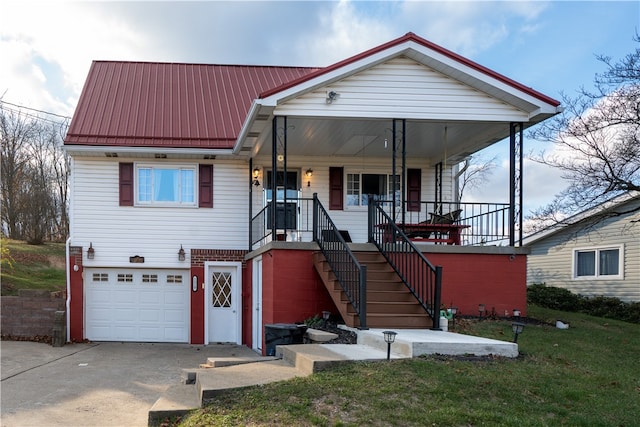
[525, 192, 640, 302]
[64, 33, 561, 352]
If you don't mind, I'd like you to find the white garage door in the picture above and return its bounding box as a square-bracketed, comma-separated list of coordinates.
[85, 269, 189, 342]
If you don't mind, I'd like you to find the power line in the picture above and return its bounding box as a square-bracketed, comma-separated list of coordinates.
[0, 100, 71, 120]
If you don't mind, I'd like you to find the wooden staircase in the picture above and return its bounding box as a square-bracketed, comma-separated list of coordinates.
[312, 251, 433, 329]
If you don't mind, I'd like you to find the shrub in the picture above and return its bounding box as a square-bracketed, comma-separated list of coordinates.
[527, 283, 640, 324]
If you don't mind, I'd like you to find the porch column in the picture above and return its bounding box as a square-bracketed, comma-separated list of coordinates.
[434, 162, 443, 214]
[509, 122, 524, 246]
[249, 157, 253, 251]
[271, 117, 278, 232]
[390, 118, 407, 223]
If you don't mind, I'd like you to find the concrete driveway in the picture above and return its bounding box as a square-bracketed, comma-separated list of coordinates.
[1, 341, 245, 427]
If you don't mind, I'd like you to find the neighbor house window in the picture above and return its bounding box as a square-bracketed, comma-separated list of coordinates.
[346, 173, 400, 206]
[573, 245, 623, 279]
[136, 165, 196, 206]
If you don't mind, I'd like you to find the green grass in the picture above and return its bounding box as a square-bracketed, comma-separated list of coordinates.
[1, 239, 66, 295]
[178, 305, 640, 427]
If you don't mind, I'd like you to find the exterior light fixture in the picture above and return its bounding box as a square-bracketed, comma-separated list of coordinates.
[87, 242, 95, 260]
[322, 310, 330, 328]
[252, 168, 261, 186]
[513, 308, 521, 319]
[326, 90, 339, 104]
[512, 322, 525, 343]
[450, 306, 458, 330]
[382, 330, 397, 361]
[305, 169, 313, 187]
[178, 245, 186, 261]
[478, 303, 485, 320]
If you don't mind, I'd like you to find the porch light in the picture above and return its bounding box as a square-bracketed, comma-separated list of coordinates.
[512, 322, 525, 343]
[478, 303, 485, 320]
[87, 242, 95, 260]
[252, 168, 261, 186]
[382, 330, 397, 361]
[178, 245, 186, 261]
[322, 310, 330, 327]
[513, 308, 521, 318]
[306, 169, 313, 187]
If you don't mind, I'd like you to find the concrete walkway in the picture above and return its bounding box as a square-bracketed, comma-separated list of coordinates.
[1, 330, 517, 426]
[0, 341, 247, 427]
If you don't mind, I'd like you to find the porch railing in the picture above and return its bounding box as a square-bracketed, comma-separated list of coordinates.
[368, 197, 442, 329]
[313, 194, 368, 329]
[250, 197, 315, 247]
[376, 200, 511, 246]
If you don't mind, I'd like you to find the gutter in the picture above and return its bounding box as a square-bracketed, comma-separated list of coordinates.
[65, 237, 71, 343]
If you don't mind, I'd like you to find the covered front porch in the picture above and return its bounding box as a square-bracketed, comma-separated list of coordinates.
[233, 34, 560, 350]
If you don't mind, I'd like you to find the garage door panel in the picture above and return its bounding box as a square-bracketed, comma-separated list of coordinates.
[85, 268, 189, 343]
[139, 309, 161, 322]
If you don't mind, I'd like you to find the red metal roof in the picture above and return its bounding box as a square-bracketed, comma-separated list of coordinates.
[65, 61, 318, 149]
[260, 32, 561, 107]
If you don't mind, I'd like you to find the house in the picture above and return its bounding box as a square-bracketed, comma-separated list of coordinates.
[525, 192, 640, 302]
[64, 32, 561, 352]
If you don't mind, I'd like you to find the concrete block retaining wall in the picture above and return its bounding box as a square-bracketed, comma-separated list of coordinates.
[1, 290, 66, 339]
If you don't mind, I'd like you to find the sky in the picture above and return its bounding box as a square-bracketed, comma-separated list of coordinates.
[1, 0, 638, 217]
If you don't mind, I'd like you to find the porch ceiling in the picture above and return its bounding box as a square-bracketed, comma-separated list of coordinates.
[245, 116, 514, 164]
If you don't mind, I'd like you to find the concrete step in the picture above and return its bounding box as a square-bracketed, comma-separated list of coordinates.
[196, 359, 306, 405]
[148, 383, 200, 425]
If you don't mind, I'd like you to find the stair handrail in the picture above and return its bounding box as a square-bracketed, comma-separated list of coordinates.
[313, 194, 368, 329]
[367, 196, 442, 329]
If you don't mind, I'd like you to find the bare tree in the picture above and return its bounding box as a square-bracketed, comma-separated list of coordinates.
[0, 103, 70, 242]
[1, 105, 37, 239]
[456, 154, 497, 201]
[528, 35, 640, 226]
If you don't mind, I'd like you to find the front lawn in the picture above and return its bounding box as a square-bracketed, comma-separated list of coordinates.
[177, 305, 640, 426]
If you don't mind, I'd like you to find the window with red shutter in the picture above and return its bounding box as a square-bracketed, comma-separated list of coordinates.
[119, 163, 134, 206]
[329, 167, 344, 210]
[407, 169, 421, 212]
[199, 164, 213, 208]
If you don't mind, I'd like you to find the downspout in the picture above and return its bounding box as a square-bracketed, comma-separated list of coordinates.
[65, 237, 71, 342]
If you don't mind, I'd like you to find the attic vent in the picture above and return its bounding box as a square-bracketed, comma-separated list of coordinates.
[155, 153, 167, 159]
[247, 132, 260, 138]
[256, 115, 270, 121]
[105, 153, 118, 158]
[203, 155, 216, 160]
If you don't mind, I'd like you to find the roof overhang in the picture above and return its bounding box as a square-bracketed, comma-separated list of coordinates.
[234, 34, 561, 161]
[65, 144, 234, 160]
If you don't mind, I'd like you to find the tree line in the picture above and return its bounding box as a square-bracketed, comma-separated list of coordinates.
[1, 103, 70, 244]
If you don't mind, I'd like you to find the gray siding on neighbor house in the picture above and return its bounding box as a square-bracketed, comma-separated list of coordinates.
[527, 197, 640, 301]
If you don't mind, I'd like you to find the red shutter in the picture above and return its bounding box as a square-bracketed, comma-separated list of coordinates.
[119, 163, 134, 206]
[199, 164, 213, 208]
[329, 167, 343, 210]
[407, 168, 421, 212]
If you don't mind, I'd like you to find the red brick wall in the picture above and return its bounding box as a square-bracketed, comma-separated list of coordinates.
[1, 290, 66, 339]
[68, 246, 84, 342]
[426, 252, 527, 317]
[260, 249, 337, 325]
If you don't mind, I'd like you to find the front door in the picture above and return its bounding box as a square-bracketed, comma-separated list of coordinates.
[207, 264, 241, 344]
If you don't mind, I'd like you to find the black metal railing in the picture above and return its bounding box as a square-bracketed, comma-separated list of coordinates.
[368, 197, 442, 329]
[250, 197, 315, 247]
[313, 194, 368, 329]
[375, 200, 511, 246]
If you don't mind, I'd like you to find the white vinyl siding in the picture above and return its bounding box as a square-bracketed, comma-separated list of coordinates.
[274, 57, 529, 122]
[526, 197, 640, 301]
[71, 158, 249, 267]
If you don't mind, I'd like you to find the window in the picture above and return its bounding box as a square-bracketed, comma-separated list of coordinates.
[136, 164, 196, 206]
[346, 173, 400, 206]
[92, 273, 109, 282]
[574, 245, 623, 279]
